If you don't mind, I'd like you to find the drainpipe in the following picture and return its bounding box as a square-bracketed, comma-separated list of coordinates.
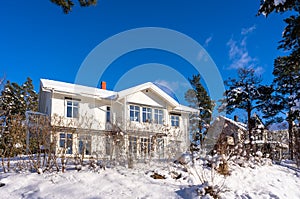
[25, 111, 30, 154]
[124, 96, 127, 131]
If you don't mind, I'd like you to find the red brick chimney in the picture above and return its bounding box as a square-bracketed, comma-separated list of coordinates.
[101, 81, 106, 90]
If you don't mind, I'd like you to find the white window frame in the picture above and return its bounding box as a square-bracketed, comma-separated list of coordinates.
[129, 136, 137, 156]
[78, 135, 92, 155]
[142, 107, 152, 123]
[170, 115, 180, 127]
[130, 105, 140, 122]
[106, 106, 111, 123]
[140, 137, 151, 157]
[65, 99, 79, 118]
[59, 133, 73, 154]
[154, 109, 164, 124]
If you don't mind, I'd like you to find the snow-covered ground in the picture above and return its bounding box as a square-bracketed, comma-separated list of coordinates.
[0, 160, 299, 199]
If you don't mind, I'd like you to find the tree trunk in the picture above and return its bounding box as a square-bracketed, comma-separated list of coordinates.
[247, 106, 252, 144]
[288, 117, 294, 160]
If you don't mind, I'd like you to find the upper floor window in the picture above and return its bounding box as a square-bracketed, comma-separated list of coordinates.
[142, 107, 152, 122]
[171, 115, 180, 127]
[154, 109, 163, 124]
[66, 99, 79, 118]
[130, 105, 140, 122]
[106, 106, 111, 122]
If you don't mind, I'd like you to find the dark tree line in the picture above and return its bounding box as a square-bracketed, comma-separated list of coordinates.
[257, 0, 300, 160]
[0, 77, 38, 158]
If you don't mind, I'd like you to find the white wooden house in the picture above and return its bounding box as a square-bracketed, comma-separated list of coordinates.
[37, 79, 198, 160]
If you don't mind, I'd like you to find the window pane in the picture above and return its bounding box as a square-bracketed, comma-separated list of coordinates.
[73, 101, 79, 107]
[67, 107, 72, 117]
[73, 107, 79, 118]
[59, 140, 65, 148]
[171, 115, 179, 127]
[86, 141, 91, 155]
[106, 106, 111, 122]
[66, 100, 79, 118]
[142, 112, 146, 122]
[79, 140, 83, 154]
[67, 140, 72, 154]
[154, 109, 163, 124]
[130, 111, 134, 121]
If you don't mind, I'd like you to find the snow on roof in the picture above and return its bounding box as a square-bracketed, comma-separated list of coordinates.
[40, 79, 117, 99]
[117, 82, 180, 107]
[40, 79, 198, 113]
[117, 82, 198, 113]
[220, 116, 247, 131]
[174, 105, 199, 113]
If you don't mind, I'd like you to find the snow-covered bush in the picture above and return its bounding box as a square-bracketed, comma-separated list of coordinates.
[181, 150, 230, 198]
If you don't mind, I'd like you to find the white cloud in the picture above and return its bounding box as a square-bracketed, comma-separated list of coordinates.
[241, 25, 256, 35]
[154, 80, 190, 92]
[227, 38, 256, 69]
[204, 36, 213, 47]
[154, 80, 179, 92]
[226, 26, 262, 74]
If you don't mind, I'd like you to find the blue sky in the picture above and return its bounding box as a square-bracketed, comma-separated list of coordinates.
[0, 0, 287, 115]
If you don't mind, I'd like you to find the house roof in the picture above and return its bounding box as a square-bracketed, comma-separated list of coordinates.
[40, 79, 198, 114]
[117, 82, 198, 113]
[219, 116, 247, 131]
[117, 82, 179, 107]
[40, 79, 117, 100]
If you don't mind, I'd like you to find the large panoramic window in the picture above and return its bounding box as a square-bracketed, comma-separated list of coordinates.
[59, 133, 73, 154]
[154, 109, 163, 124]
[130, 105, 140, 122]
[170, 115, 180, 127]
[142, 107, 152, 123]
[66, 99, 79, 118]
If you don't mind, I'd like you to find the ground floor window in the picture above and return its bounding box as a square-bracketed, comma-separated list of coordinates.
[59, 133, 73, 154]
[140, 137, 151, 157]
[129, 136, 137, 156]
[156, 138, 164, 159]
[105, 136, 112, 156]
[78, 135, 92, 155]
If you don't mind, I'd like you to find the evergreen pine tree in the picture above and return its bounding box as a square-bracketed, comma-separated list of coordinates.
[22, 77, 38, 113]
[258, 0, 300, 52]
[223, 67, 266, 144]
[0, 77, 38, 118]
[51, 0, 97, 13]
[264, 55, 300, 160]
[185, 74, 213, 150]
